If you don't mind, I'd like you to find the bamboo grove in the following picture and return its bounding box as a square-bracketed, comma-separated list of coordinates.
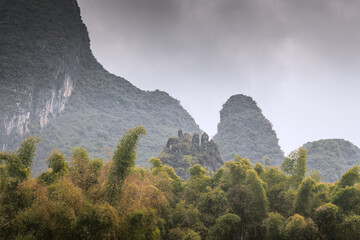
[1, 126, 360, 240]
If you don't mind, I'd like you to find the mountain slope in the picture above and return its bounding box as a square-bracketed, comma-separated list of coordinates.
[302, 139, 360, 182]
[0, 0, 200, 174]
[213, 94, 284, 166]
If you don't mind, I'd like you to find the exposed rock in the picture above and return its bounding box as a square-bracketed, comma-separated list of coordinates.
[213, 94, 284, 166]
[159, 130, 223, 179]
[302, 139, 360, 182]
[0, 0, 200, 175]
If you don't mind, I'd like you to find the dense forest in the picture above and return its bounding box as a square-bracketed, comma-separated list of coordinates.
[1, 127, 360, 240]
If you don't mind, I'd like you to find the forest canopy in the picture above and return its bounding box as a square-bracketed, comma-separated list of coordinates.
[1, 127, 360, 240]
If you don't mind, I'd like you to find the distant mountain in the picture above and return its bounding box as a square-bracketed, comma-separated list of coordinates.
[213, 94, 284, 166]
[0, 0, 200, 175]
[302, 139, 360, 182]
[159, 130, 223, 179]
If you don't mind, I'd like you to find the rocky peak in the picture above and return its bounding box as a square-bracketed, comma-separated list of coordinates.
[160, 130, 223, 179]
[192, 133, 200, 148]
[213, 94, 284, 166]
[201, 132, 209, 143]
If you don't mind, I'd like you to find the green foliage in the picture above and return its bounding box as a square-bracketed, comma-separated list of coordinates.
[303, 139, 360, 182]
[264, 212, 284, 240]
[70, 146, 102, 191]
[0, 136, 40, 181]
[2, 129, 360, 239]
[281, 148, 307, 189]
[283, 214, 318, 240]
[261, 167, 293, 216]
[314, 203, 341, 240]
[332, 186, 360, 214]
[337, 166, 360, 188]
[339, 215, 360, 240]
[38, 150, 68, 185]
[245, 169, 269, 221]
[197, 187, 227, 227]
[209, 213, 241, 240]
[294, 177, 316, 216]
[182, 230, 201, 240]
[105, 126, 146, 205]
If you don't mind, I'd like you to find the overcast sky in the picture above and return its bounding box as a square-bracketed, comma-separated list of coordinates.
[77, 0, 360, 154]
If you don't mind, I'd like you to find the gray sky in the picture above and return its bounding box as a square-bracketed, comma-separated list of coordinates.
[77, 0, 360, 155]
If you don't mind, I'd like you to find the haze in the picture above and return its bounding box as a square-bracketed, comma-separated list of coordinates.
[77, 0, 360, 155]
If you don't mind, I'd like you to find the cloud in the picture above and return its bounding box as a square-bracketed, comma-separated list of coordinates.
[78, 0, 360, 153]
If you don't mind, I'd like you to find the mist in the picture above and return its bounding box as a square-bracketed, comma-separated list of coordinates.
[77, 0, 360, 154]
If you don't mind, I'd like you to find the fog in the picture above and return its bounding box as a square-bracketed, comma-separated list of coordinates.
[78, 0, 360, 154]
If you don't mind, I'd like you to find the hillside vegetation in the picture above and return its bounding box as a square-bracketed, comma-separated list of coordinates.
[303, 139, 360, 182]
[0, 0, 200, 175]
[1, 128, 360, 239]
[213, 95, 284, 166]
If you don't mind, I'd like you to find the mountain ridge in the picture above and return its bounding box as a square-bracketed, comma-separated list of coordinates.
[0, 0, 200, 174]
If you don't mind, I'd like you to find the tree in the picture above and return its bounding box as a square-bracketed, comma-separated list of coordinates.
[339, 215, 360, 240]
[183, 164, 211, 204]
[283, 214, 317, 240]
[264, 212, 284, 240]
[0, 136, 40, 237]
[332, 186, 360, 214]
[197, 187, 227, 227]
[254, 163, 265, 176]
[105, 126, 146, 205]
[337, 166, 360, 188]
[314, 203, 341, 240]
[38, 150, 69, 185]
[209, 213, 241, 240]
[182, 230, 201, 240]
[281, 148, 307, 189]
[246, 170, 269, 217]
[294, 177, 316, 217]
[0, 136, 40, 181]
[261, 167, 293, 216]
[70, 146, 103, 191]
[245, 169, 269, 239]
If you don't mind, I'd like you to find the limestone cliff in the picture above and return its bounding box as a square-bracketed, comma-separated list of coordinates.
[0, 0, 200, 174]
[159, 130, 223, 179]
[213, 94, 284, 166]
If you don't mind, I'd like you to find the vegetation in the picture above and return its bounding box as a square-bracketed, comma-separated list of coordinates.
[1, 127, 360, 239]
[159, 131, 223, 179]
[303, 139, 360, 182]
[0, 0, 200, 176]
[213, 94, 284, 166]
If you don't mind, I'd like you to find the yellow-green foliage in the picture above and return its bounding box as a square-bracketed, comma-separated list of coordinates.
[1, 132, 360, 239]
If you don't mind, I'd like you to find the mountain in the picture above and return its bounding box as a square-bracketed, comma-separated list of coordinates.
[213, 94, 284, 166]
[0, 0, 200, 175]
[159, 130, 223, 179]
[302, 139, 360, 182]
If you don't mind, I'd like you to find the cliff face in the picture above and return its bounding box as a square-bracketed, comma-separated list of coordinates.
[303, 139, 360, 182]
[159, 130, 223, 179]
[0, 0, 200, 174]
[213, 94, 284, 166]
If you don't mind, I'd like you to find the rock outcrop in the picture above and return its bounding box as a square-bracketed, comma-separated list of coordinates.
[302, 139, 360, 182]
[159, 130, 223, 179]
[213, 94, 284, 166]
[0, 0, 200, 175]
